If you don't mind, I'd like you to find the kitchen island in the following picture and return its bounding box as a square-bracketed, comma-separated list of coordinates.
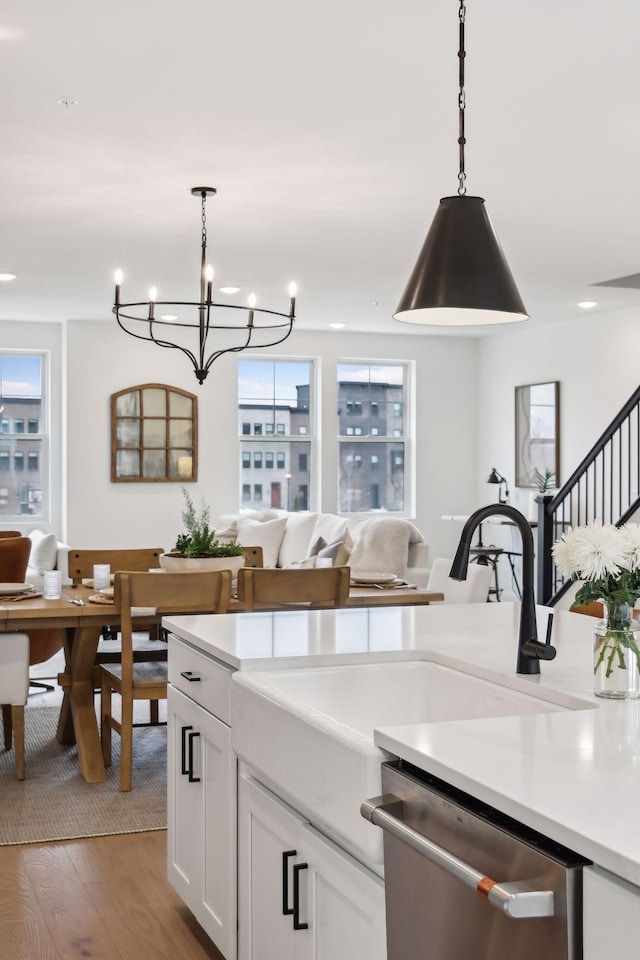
[165, 602, 640, 959]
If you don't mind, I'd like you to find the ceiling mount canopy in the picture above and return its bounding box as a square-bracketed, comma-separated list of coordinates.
[112, 187, 297, 385]
[394, 1, 528, 328]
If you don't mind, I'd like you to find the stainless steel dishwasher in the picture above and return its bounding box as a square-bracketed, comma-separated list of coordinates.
[362, 761, 589, 960]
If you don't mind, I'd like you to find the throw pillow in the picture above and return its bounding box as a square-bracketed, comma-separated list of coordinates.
[28, 530, 58, 574]
[236, 517, 288, 568]
[277, 512, 319, 568]
[311, 514, 348, 550]
[316, 539, 350, 567]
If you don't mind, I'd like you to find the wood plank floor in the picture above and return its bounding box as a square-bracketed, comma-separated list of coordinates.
[0, 831, 224, 960]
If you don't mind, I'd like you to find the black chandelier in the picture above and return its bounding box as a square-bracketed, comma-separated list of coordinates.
[394, 1, 528, 326]
[113, 187, 296, 384]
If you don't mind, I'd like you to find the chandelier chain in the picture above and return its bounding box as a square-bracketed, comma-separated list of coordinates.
[457, 0, 467, 196]
[201, 194, 208, 249]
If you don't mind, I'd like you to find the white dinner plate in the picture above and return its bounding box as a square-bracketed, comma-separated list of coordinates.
[0, 582, 32, 595]
[99, 586, 115, 598]
[350, 572, 397, 585]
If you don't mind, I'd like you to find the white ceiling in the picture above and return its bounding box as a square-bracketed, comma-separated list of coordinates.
[1, 0, 640, 337]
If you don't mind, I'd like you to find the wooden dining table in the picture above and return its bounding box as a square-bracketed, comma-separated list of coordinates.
[0, 582, 443, 784]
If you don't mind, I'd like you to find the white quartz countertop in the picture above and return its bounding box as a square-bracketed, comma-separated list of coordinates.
[165, 602, 640, 886]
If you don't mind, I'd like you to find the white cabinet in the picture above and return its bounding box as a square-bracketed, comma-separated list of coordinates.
[167, 641, 237, 960]
[583, 865, 640, 959]
[238, 772, 386, 960]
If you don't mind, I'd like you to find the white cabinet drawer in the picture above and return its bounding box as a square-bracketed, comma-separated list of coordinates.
[168, 634, 233, 723]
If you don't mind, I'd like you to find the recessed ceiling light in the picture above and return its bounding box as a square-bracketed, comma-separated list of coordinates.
[219, 286, 241, 295]
[577, 300, 598, 309]
[0, 273, 16, 282]
[160, 314, 178, 322]
[329, 322, 345, 329]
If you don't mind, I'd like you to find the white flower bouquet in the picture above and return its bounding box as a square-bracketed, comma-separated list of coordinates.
[553, 521, 640, 688]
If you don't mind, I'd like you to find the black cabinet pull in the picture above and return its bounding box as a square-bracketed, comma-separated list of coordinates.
[292, 862, 308, 930]
[180, 670, 201, 682]
[180, 725, 193, 775]
[187, 730, 201, 782]
[282, 850, 297, 915]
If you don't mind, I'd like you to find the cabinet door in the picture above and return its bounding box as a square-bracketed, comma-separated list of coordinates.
[168, 686, 237, 960]
[584, 866, 640, 960]
[302, 823, 387, 960]
[238, 773, 311, 960]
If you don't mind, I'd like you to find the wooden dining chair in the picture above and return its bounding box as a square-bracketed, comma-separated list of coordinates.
[100, 569, 232, 792]
[241, 545, 264, 568]
[67, 547, 165, 585]
[0, 632, 30, 780]
[237, 565, 351, 611]
[68, 547, 167, 673]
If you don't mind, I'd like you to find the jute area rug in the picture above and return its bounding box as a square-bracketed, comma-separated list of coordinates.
[0, 703, 167, 846]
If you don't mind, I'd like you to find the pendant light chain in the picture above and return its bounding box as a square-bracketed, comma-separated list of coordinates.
[457, 1, 467, 196]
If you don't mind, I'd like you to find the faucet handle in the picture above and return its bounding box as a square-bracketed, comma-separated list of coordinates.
[544, 613, 554, 648]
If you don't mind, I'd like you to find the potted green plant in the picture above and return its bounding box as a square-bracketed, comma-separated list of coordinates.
[160, 488, 246, 576]
[528, 467, 556, 520]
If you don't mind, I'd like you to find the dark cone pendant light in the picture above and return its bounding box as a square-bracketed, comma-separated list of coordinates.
[394, 3, 528, 327]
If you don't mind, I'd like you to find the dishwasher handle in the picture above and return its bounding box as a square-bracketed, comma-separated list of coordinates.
[361, 795, 555, 920]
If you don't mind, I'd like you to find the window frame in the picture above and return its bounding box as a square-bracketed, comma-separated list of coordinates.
[237, 356, 317, 512]
[0, 351, 49, 522]
[336, 358, 414, 517]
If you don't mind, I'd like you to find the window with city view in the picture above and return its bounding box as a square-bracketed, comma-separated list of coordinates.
[238, 359, 313, 512]
[0, 353, 46, 518]
[338, 362, 408, 513]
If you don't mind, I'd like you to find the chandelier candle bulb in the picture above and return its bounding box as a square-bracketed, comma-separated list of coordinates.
[148, 286, 157, 320]
[205, 264, 214, 302]
[248, 293, 256, 327]
[114, 269, 123, 306]
[289, 281, 297, 317]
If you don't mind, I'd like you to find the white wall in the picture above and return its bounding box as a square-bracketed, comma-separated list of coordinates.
[66, 320, 479, 560]
[476, 306, 640, 596]
[478, 306, 640, 510]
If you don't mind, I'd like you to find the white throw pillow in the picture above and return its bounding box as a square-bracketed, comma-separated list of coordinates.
[277, 512, 319, 568]
[312, 514, 348, 550]
[28, 530, 58, 573]
[236, 517, 288, 568]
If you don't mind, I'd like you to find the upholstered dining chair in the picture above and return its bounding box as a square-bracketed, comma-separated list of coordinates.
[236, 565, 351, 611]
[0, 536, 64, 695]
[426, 557, 493, 603]
[0, 632, 30, 779]
[100, 569, 232, 791]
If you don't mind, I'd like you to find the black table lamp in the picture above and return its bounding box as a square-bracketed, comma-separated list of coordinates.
[487, 468, 509, 504]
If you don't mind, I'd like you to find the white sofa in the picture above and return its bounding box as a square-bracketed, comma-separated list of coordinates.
[214, 510, 429, 586]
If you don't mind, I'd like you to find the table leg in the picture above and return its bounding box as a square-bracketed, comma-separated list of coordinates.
[56, 623, 106, 783]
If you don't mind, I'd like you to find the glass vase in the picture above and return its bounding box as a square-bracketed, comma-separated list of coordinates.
[593, 602, 640, 700]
